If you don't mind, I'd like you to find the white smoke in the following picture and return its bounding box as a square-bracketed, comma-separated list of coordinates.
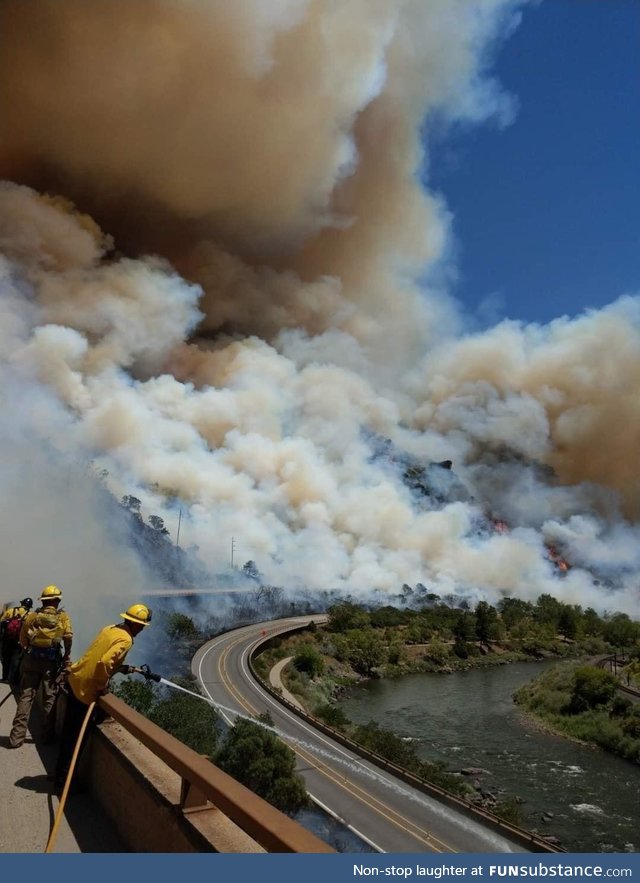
[0, 375, 151, 648]
[1, 1, 638, 619]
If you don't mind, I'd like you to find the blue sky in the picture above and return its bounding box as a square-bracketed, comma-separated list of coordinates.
[429, 0, 639, 327]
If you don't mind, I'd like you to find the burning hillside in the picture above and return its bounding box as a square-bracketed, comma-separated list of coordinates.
[1, 1, 639, 621]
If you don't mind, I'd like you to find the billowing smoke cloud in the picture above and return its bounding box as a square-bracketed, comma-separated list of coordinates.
[1, 1, 639, 618]
[0, 0, 518, 363]
[0, 369, 151, 648]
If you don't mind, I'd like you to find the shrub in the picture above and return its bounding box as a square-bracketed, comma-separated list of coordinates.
[494, 797, 523, 826]
[424, 639, 450, 666]
[148, 680, 219, 757]
[327, 602, 370, 633]
[112, 677, 157, 715]
[567, 666, 617, 714]
[610, 696, 632, 718]
[293, 643, 325, 677]
[353, 721, 419, 769]
[164, 612, 200, 641]
[622, 708, 640, 739]
[313, 703, 350, 730]
[216, 718, 309, 814]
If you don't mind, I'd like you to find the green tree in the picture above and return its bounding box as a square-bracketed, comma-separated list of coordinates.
[474, 601, 497, 648]
[164, 612, 200, 641]
[424, 638, 450, 666]
[121, 495, 142, 513]
[346, 628, 386, 676]
[148, 514, 169, 534]
[387, 637, 407, 666]
[242, 560, 261, 582]
[558, 605, 579, 641]
[568, 666, 618, 714]
[621, 707, 640, 739]
[121, 495, 143, 521]
[453, 611, 473, 643]
[293, 643, 324, 677]
[313, 703, 350, 730]
[149, 680, 219, 756]
[498, 597, 533, 629]
[353, 721, 419, 769]
[405, 616, 432, 644]
[370, 606, 411, 628]
[216, 718, 308, 814]
[603, 613, 639, 648]
[582, 607, 604, 637]
[609, 695, 632, 718]
[534, 594, 562, 631]
[113, 677, 157, 715]
[327, 602, 370, 633]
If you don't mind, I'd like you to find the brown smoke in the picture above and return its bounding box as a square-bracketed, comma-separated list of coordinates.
[410, 303, 640, 518]
[2, 1, 639, 614]
[0, 0, 517, 359]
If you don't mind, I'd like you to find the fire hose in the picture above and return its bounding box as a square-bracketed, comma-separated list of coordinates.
[44, 699, 96, 853]
[44, 664, 161, 853]
[0, 688, 16, 710]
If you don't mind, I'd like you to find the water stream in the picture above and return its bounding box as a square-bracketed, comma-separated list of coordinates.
[338, 661, 639, 853]
[157, 677, 374, 851]
[158, 676, 457, 811]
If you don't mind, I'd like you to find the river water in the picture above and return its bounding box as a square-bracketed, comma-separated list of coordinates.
[338, 661, 639, 853]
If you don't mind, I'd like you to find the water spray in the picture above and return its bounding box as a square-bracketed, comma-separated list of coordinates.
[147, 673, 484, 820]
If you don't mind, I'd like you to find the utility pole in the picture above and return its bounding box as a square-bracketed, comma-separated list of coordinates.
[176, 507, 182, 547]
[231, 536, 236, 569]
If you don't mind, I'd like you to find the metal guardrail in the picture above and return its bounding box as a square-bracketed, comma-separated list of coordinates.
[98, 693, 334, 853]
[249, 627, 566, 854]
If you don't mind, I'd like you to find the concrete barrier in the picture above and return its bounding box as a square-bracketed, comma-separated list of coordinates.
[85, 719, 266, 852]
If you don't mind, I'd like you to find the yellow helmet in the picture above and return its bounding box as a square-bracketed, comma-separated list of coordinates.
[39, 585, 62, 602]
[120, 603, 152, 626]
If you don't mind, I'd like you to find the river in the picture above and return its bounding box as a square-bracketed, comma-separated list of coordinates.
[338, 661, 639, 853]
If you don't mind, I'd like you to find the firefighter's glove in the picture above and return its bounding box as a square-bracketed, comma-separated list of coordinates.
[138, 664, 162, 683]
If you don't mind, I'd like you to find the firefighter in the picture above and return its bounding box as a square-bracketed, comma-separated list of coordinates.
[7, 586, 73, 748]
[53, 603, 152, 791]
[0, 597, 33, 682]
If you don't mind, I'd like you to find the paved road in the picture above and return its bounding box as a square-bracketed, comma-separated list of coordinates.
[193, 616, 532, 854]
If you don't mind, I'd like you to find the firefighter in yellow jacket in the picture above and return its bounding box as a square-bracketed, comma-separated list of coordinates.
[53, 603, 152, 790]
[0, 597, 33, 683]
[8, 586, 72, 748]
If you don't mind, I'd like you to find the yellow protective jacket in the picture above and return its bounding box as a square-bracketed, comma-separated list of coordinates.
[19, 605, 73, 650]
[1, 605, 27, 622]
[67, 624, 133, 705]
[0, 605, 28, 639]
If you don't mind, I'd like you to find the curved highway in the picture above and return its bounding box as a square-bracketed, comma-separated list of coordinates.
[193, 615, 534, 854]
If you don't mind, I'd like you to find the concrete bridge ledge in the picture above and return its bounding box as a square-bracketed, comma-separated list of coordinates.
[87, 720, 266, 853]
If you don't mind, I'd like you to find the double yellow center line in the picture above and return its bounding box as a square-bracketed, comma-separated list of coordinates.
[213, 627, 454, 853]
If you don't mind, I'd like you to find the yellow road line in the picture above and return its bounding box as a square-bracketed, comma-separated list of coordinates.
[213, 628, 453, 853]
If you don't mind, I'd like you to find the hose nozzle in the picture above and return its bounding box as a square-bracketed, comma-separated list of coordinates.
[136, 664, 162, 683]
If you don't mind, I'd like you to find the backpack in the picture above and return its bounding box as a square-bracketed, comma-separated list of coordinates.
[27, 608, 66, 649]
[3, 608, 25, 641]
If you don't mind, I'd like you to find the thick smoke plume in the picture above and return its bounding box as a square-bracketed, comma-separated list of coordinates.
[1, 1, 639, 619]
